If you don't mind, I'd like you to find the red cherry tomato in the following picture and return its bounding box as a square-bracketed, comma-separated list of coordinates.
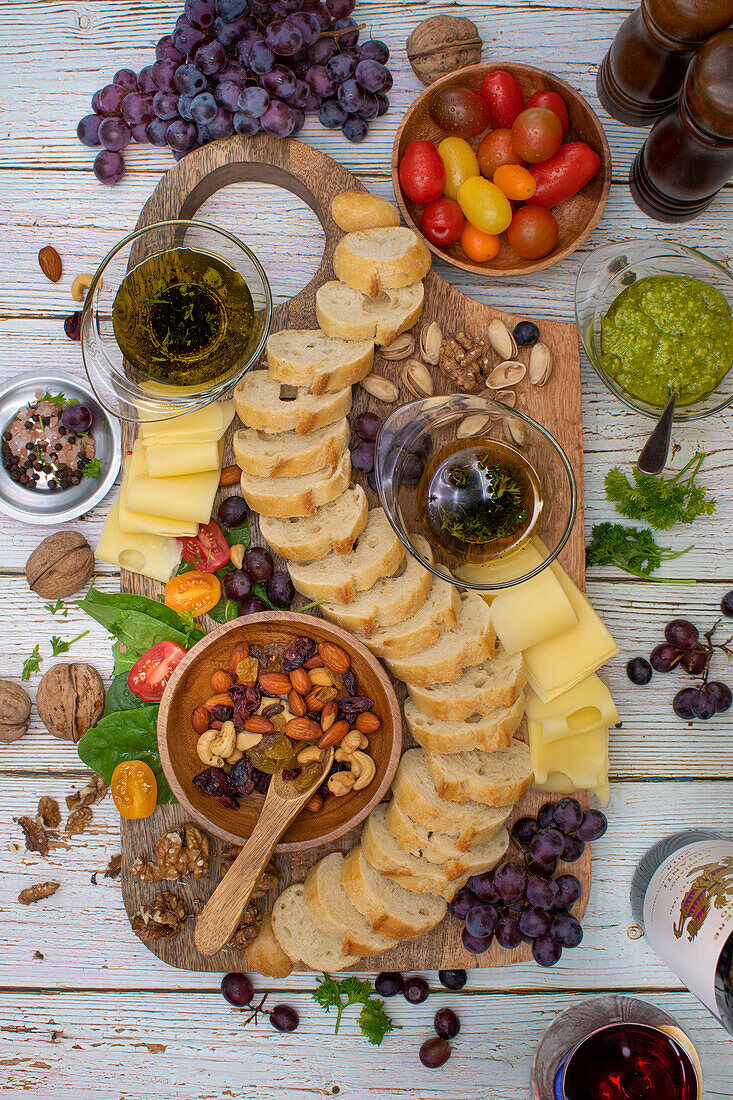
[477, 129, 526, 180]
[480, 70, 525, 129]
[180, 520, 230, 573]
[127, 640, 187, 703]
[511, 107, 563, 163]
[398, 140, 446, 204]
[420, 197, 465, 247]
[528, 142, 601, 208]
[525, 89, 570, 136]
[507, 206, 559, 260]
[428, 85, 491, 139]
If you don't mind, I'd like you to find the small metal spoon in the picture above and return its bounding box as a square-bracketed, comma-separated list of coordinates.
[637, 392, 676, 475]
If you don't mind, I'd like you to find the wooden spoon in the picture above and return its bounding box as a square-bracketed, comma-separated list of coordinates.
[194, 748, 334, 957]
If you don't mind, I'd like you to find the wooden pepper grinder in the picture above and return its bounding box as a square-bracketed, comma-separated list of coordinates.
[597, 0, 733, 126]
[629, 29, 733, 220]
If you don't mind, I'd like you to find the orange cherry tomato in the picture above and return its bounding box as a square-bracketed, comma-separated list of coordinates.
[165, 569, 221, 617]
[492, 164, 537, 201]
[477, 128, 526, 180]
[525, 89, 569, 136]
[507, 205, 559, 260]
[460, 222, 501, 263]
[111, 760, 157, 819]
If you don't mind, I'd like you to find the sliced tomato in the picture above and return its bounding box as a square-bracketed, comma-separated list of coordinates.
[165, 569, 221, 618]
[180, 520, 230, 573]
[127, 640, 187, 702]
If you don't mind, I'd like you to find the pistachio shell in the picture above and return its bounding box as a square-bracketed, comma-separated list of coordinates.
[487, 320, 518, 360]
[529, 341, 552, 386]
[419, 322, 442, 365]
[403, 358, 434, 399]
[503, 416, 526, 445]
[495, 389, 517, 407]
[380, 332, 415, 360]
[457, 413, 492, 439]
[360, 373, 399, 402]
[485, 361, 526, 389]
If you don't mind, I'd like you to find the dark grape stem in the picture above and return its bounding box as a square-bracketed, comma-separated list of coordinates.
[321, 20, 366, 38]
[237, 991, 270, 1027]
[697, 618, 733, 688]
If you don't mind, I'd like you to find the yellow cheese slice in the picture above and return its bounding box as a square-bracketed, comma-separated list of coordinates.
[533, 771, 610, 806]
[96, 501, 181, 583]
[117, 445, 198, 538]
[526, 674, 619, 744]
[125, 441, 223, 524]
[144, 439, 222, 478]
[455, 541, 544, 589]
[139, 400, 234, 445]
[489, 566, 578, 655]
[528, 718, 609, 789]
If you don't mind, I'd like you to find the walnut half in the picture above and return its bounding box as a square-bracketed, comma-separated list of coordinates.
[128, 825, 210, 882]
[131, 891, 188, 942]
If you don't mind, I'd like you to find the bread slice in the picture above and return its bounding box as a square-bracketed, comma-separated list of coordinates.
[260, 484, 368, 562]
[341, 845, 446, 939]
[333, 228, 431, 299]
[425, 739, 534, 807]
[271, 883, 360, 972]
[361, 804, 509, 899]
[404, 694, 525, 754]
[385, 797, 510, 862]
[233, 370, 351, 435]
[385, 591, 496, 687]
[288, 507, 404, 603]
[266, 329, 374, 395]
[320, 534, 433, 635]
[240, 450, 350, 518]
[331, 191, 400, 232]
[233, 418, 349, 478]
[244, 912, 292, 979]
[303, 852, 397, 956]
[360, 577, 460, 659]
[406, 649, 528, 721]
[391, 749, 513, 845]
[316, 281, 424, 346]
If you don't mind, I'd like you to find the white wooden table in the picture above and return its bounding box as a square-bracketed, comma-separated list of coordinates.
[1, 2, 732, 1096]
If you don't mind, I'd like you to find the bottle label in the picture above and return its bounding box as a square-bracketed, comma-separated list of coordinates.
[643, 839, 733, 1020]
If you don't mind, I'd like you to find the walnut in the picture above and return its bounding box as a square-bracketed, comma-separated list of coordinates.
[65, 805, 92, 836]
[439, 331, 493, 392]
[227, 902, 261, 949]
[0, 680, 31, 743]
[25, 531, 94, 598]
[128, 825, 211, 882]
[92, 854, 121, 884]
[14, 815, 50, 857]
[127, 856, 166, 883]
[131, 891, 188, 942]
[37, 796, 61, 828]
[36, 663, 105, 742]
[66, 773, 108, 813]
[406, 16, 482, 86]
[18, 881, 60, 905]
[220, 849, 279, 899]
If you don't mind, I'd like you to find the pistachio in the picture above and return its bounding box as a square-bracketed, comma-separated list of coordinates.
[503, 416, 526, 446]
[529, 341, 552, 386]
[360, 373, 399, 403]
[487, 320, 518, 360]
[380, 332, 415, 360]
[419, 321, 442, 365]
[403, 358, 434, 399]
[494, 389, 518, 407]
[457, 413, 492, 439]
[485, 361, 526, 389]
[71, 273, 92, 302]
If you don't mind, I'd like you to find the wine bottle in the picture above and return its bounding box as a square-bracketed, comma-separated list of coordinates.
[631, 829, 733, 1038]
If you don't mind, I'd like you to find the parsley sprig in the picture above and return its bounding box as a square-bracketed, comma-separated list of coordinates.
[312, 974, 400, 1045]
[22, 644, 42, 680]
[44, 600, 68, 617]
[604, 452, 716, 531]
[83, 458, 101, 478]
[586, 522, 693, 582]
[50, 630, 89, 656]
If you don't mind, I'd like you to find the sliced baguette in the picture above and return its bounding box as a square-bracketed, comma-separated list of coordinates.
[406, 649, 528, 721]
[331, 191, 400, 232]
[360, 577, 460, 658]
[233, 418, 349, 478]
[260, 484, 368, 562]
[239, 451, 350, 518]
[333, 228, 431, 299]
[425, 740, 534, 807]
[233, 370, 351, 435]
[320, 534, 433, 635]
[288, 507, 403, 603]
[266, 329, 374, 395]
[316, 281, 424, 346]
[404, 694, 525, 754]
[244, 913, 293, 979]
[303, 852, 397, 956]
[385, 797, 511, 862]
[341, 845, 446, 939]
[385, 591, 495, 686]
[271, 883, 360, 972]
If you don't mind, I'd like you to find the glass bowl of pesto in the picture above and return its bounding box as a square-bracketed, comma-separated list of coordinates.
[575, 240, 733, 421]
[81, 220, 272, 423]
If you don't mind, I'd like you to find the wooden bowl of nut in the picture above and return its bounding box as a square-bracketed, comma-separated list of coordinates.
[392, 62, 611, 277]
[157, 611, 402, 852]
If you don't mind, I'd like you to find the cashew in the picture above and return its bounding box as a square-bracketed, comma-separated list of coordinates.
[338, 730, 364, 757]
[236, 731, 263, 751]
[297, 745, 324, 765]
[71, 273, 92, 302]
[327, 771, 356, 796]
[349, 750, 376, 791]
[197, 729, 226, 768]
[210, 720, 236, 760]
[229, 543, 246, 569]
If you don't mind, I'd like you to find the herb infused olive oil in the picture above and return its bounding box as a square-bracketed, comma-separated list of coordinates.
[112, 247, 255, 387]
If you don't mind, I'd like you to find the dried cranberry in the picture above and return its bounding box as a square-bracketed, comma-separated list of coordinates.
[281, 767, 302, 781]
[252, 768, 271, 794]
[209, 703, 234, 723]
[281, 635, 316, 671]
[64, 311, 82, 340]
[338, 696, 374, 722]
[228, 683, 261, 729]
[306, 710, 321, 723]
[342, 668, 359, 696]
[192, 767, 239, 809]
[228, 756, 255, 797]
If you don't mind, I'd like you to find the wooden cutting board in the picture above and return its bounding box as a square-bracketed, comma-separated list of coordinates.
[119, 135, 590, 973]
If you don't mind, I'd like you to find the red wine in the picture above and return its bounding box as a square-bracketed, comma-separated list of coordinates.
[558, 1023, 698, 1100]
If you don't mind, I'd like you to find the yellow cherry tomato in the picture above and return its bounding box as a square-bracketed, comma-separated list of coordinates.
[437, 136, 481, 200]
[492, 164, 537, 201]
[165, 569, 221, 617]
[460, 222, 501, 263]
[456, 176, 513, 236]
[111, 760, 157, 819]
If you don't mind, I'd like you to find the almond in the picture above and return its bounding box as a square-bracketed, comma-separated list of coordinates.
[211, 669, 233, 694]
[318, 641, 351, 675]
[303, 655, 324, 669]
[305, 792, 324, 813]
[204, 693, 233, 711]
[243, 715, 274, 734]
[285, 716, 322, 741]
[219, 465, 240, 487]
[306, 686, 338, 712]
[288, 689, 307, 718]
[191, 706, 210, 735]
[258, 672, 292, 695]
[317, 720, 349, 749]
[320, 701, 337, 732]
[228, 643, 249, 676]
[355, 711, 381, 734]
[289, 667, 311, 695]
[38, 245, 62, 283]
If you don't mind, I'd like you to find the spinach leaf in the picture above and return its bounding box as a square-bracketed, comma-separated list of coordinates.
[208, 597, 240, 624]
[80, 587, 195, 634]
[104, 672, 146, 716]
[77, 706, 175, 804]
[112, 640, 138, 677]
[223, 518, 251, 548]
[79, 587, 204, 647]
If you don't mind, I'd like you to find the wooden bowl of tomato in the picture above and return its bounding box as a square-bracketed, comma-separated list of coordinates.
[392, 63, 611, 277]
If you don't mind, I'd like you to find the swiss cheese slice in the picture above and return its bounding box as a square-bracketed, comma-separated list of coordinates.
[533, 770, 610, 806]
[528, 718, 609, 790]
[139, 400, 234, 445]
[526, 674, 619, 743]
[489, 566, 578, 655]
[117, 445, 198, 538]
[144, 438, 222, 478]
[455, 541, 544, 593]
[125, 441, 223, 524]
[96, 501, 181, 583]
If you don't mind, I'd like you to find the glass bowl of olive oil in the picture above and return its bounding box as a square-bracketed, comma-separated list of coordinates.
[81, 220, 272, 423]
[375, 394, 577, 592]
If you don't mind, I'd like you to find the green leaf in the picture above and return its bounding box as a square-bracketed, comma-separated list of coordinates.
[44, 599, 67, 617]
[586, 522, 693, 582]
[77, 706, 175, 804]
[78, 587, 203, 653]
[50, 630, 88, 656]
[252, 582, 277, 611]
[21, 644, 42, 681]
[104, 672, 147, 716]
[223, 518, 251, 549]
[604, 453, 716, 531]
[82, 457, 101, 478]
[359, 999, 400, 1046]
[208, 597, 240, 624]
[79, 587, 201, 638]
[112, 640, 138, 677]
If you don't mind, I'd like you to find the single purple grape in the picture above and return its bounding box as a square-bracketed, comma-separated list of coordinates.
[191, 91, 218, 124]
[249, 40, 277, 74]
[519, 907, 551, 939]
[375, 92, 389, 116]
[266, 570, 294, 607]
[243, 547, 274, 583]
[680, 644, 707, 675]
[351, 442, 375, 472]
[260, 99, 296, 136]
[627, 656, 653, 685]
[403, 975, 429, 1004]
[434, 1007, 460, 1040]
[98, 117, 131, 151]
[131, 122, 151, 142]
[553, 875, 582, 912]
[290, 107, 305, 133]
[156, 36, 185, 64]
[576, 809, 608, 842]
[466, 872, 499, 904]
[673, 686, 697, 719]
[357, 92, 378, 120]
[332, 16, 359, 48]
[553, 797, 584, 834]
[650, 642, 681, 672]
[217, 495, 248, 528]
[355, 59, 390, 93]
[270, 1004, 299, 1032]
[529, 828, 566, 863]
[173, 23, 205, 55]
[493, 861, 527, 902]
[239, 595, 266, 615]
[175, 63, 208, 95]
[420, 1037, 451, 1069]
[374, 971, 403, 997]
[96, 84, 127, 117]
[306, 65, 336, 98]
[221, 972, 253, 1006]
[664, 618, 699, 650]
[287, 11, 321, 46]
[154, 91, 181, 120]
[93, 150, 125, 185]
[438, 969, 466, 991]
[222, 570, 253, 601]
[166, 119, 197, 151]
[304, 0, 332, 31]
[326, 0, 355, 17]
[537, 802, 557, 829]
[691, 687, 717, 720]
[302, 91, 321, 111]
[238, 85, 270, 117]
[532, 932, 562, 967]
[77, 114, 102, 146]
[214, 15, 247, 46]
[562, 835, 585, 862]
[146, 117, 170, 146]
[708, 681, 732, 713]
[525, 874, 558, 910]
[359, 39, 389, 63]
[511, 816, 539, 849]
[465, 903, 497, 939]
[448, 885, 478, 920]
[178, 94, 196, 120]
[550, 913, 583, 948]
[264, 18, 303, 55]
[216, 0, 249, 17]
[318, 97, 347, 128]
[262, 65, 297, 98]
[197, 40, 228, 74]
[233, 112, 260, 135]
[495, 916, 522, 949]
[61, 404, 93, 433]
[121, 93, 155, 125]
[462, 927, 491, 954]
[214, 80, 242, 111]
[152, 59, 178, 92]
[114, 68, 140, 93]
[326, 53, 355, 83]
[137, 65, 158, 95]
[342, 115, 368, 141]
[309, 38, 337, 65]
[185, 0, 216, 29]
[337, 78, 365, 113]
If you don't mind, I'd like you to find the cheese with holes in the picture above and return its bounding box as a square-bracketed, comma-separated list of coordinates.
[96, 501, 181, 582]
[117, 445, 198, 538]
[489, 566, 578, 655]
[139, 400, 234, 445]
[528, 718, 609, 790]
[144, 439, 222, 478]
[526, 675, 619, 743]
[125, 442, 223, 524]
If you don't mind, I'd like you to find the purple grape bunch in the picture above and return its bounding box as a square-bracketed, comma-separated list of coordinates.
[78, 0, 392, 182]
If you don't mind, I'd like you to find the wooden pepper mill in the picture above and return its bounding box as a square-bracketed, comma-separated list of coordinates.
[629, 29, 733, 221]
[597, 0, 733, 126]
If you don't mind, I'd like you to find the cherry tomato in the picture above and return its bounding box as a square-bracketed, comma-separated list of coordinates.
[180, 520, 230, 573]
[111, 760, 157, 820]
[528, 142, 601, 207]
[165, 570, 221, 618]
[127, 639, 187, 702]
[507, 205, 559, 260]
[398, 140, 446, 204]
[511, 107, 563, 163]
[437, 136, 479, 200]
[460, 222, 501, 263]
[420, 197, 464, 247]
[456, 176, 512, 236]
[493, 164, 537, 201]
[480, 69, 524, 129]
[477, 129, 526, 180]
[428, 85, 490, 139]
[525, 89, 569, 136]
